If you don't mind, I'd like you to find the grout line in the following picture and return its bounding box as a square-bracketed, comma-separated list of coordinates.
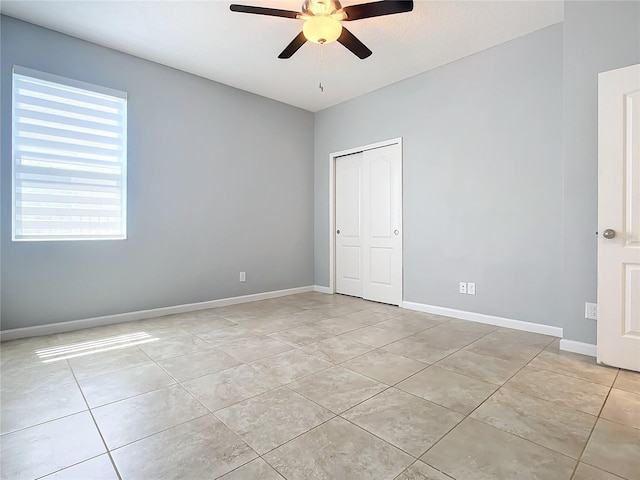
[569, 369, 620, 480]
[68, 361, 123, 480]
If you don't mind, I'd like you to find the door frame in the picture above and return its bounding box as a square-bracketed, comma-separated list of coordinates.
[328, 137, 403, 298]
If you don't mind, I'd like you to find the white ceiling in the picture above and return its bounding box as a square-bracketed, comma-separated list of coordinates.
[1, 0, 564, 112]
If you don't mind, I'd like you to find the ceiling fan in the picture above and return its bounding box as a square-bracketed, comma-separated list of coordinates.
[230, 0, 414, 59]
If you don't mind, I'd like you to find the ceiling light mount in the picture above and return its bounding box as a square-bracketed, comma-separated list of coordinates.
[301, 0, 342, 17]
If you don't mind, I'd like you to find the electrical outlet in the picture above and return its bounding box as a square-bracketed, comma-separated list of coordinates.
[585, 302, 597, 320]
[459, 282, 467, 294]
[467, 282, 476, 295]
[239, 272, 246, 282]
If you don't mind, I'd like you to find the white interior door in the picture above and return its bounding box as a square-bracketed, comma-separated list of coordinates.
[597, 63, 640, 372]
[362, 144, 403, 305]
[335, 143, 402, 306]
[335, 152, 364, 298]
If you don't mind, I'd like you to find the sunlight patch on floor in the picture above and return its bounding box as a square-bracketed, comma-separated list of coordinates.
[36, 332, 158, 363]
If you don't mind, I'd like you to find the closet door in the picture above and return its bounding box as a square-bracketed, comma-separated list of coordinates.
[335, 143, 402, 305]
[362, 143, 402, 305]
[335, 152, 364, 298]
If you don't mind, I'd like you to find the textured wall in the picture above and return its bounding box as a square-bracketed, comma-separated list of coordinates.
[314, 24, 564, 328]
[1, 16, 315, 329]
[561, 1, 640, 344]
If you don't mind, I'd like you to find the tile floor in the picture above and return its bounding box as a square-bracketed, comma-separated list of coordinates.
[1, 292, 639, 480]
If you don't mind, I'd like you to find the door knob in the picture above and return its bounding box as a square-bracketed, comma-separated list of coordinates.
[336, 230, 340, 235]
[394, 230, 399, 235]
[603, 229, 616, 239]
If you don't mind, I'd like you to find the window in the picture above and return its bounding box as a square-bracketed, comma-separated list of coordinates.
[12, 66, 127, 241]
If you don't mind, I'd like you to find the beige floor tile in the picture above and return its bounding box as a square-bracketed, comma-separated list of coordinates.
[487, 328, 556, 348]
[601, 388, 640, 429]
[441, 319, 498, 335]
[137, 331, 212, 360]
[245, 315, 315, 335]
[112, 414, 256, 479]
[182, 364, 280, 411]
[41, 455, 118, 480]
[376, 315, 440, 334]
[314, 317, 364, 335]
[422, 418, 576, 480]
[529, 348, 618, 386]
[55, 324, 136, 344]
[615, 369, 640, 394]
[435, 349, 522, 385]
[339, 325, 411, 348]
[301, 336, 375, 363]
[1, 381, 87, 434]
[156, 347, 240, 382]
[396, 311, 452, 326]
[288, 366, 387, 413]
[464, 335, 544, 364]
[92, 384, 208, 449]
[395, 462, 456, 480]
[79, 362, 176, 408]
[192, 325, 262, 346]
[216, 335, 293, 362]
[397, 366, 497, 415]
[471, 388, 596, 458]
[68, 346, 152, 380]
[268, 324, 332, 347]
[342, 309, 401, 325]
[219, 458, 284, 480]
[383, 336, 453, 364]
[414, 325, 486, 350]
[0, 360, 76, 394]
[264, 417, 413, 480]
[177, 316, 237, 334]
[250, 349, 332, 384]
[505, 367, 610, 415]
[582, 418, 640, 480]
[343, 388, 463, 457]
[341, 349, 427, 385]
[572, 462, 626, 480]
[214, 387, 334, 454]
[0, 337, 63, 374]
[286, 309, 336, 323]
[0, 412, 106, 480]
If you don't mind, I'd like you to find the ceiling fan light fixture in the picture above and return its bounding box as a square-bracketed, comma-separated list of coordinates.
[302, 16, 342, 44]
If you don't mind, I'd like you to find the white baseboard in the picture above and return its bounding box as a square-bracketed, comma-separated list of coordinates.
[559, 339, 597, 357]
[313, 285, 332, 294]
[402, 301, 563, 338]
[0, 285, 315, 341]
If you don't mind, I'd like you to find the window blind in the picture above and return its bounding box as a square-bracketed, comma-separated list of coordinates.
[12, 66, 127, 241]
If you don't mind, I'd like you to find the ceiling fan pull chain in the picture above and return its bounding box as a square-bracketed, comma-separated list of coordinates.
[318, 43, 324, 93]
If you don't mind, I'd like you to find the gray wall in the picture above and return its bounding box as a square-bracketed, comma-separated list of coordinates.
[314, 24, 564, 328]
[562, 1, 640, 345]
[1, 16, 315, 330]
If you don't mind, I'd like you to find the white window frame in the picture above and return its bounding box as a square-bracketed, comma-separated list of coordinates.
[12, 66, 128, 242]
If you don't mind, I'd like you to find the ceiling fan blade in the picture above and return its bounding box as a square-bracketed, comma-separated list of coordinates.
[342, 0, 413, 21]
[230, 4, 299, 19]
[337, 27, 372, 59]
[278, 32, 308, 59]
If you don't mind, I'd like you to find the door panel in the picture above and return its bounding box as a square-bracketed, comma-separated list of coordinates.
[362, 144, 402, 305]
[597, 64, 640, 371]
[335, 153, 363, 297]
[369, 247, 392, 285]
[369, 159, 392, 237]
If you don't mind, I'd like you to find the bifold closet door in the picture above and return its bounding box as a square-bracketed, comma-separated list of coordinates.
[335, 143, 402, 305]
